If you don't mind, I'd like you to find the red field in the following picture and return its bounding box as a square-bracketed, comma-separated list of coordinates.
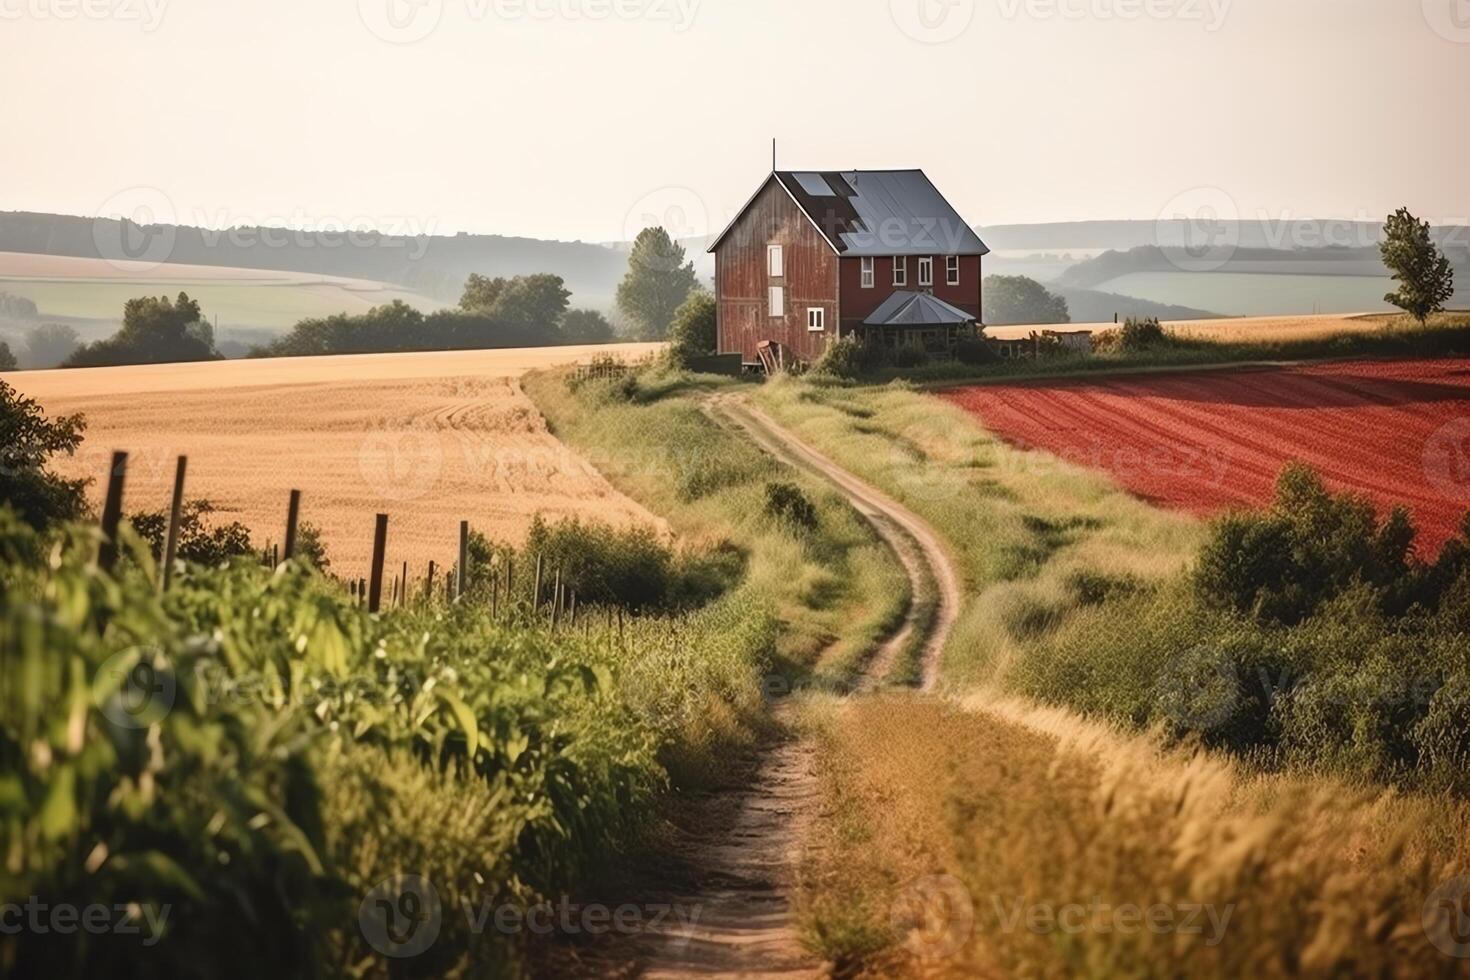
[942, 359, 1470, 552]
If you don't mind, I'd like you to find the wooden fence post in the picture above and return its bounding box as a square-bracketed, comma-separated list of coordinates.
[426, 561, 436, 604]
[457, 521, 469, 600]
[491, 574, 500, 620]
[96, 450, 128, 574]
[533, 555, 544, 616]
[401, 562, 408, 607]
[368, 514, 388, 613]
[283, 489, 302, 561]
[160, 455, 187, 592]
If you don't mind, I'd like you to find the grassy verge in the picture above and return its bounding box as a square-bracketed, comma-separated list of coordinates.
[795, 693, 1470, 978]
[523, 367, 910, 698]
[756, 365, 1470, 974]
[869, 313, 1470, 386]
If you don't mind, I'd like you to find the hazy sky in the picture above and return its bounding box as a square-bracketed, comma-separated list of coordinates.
[4, 0, 1467, 242]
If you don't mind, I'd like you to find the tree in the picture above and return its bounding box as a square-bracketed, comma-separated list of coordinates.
[667, 290, 717, 366]
[458, 273, 571, 335]
[560, 309, 615, 345]
[491, 274, 571, 329]
[1381, 207, 1455, 324]
[616, 227, 699, 340]
[65, 292, 220, 367]
[0, 342, 15, 372]
[459, 273, 508, 313]
[982, 275, 1070, 325]
[23, 324, 79, 369]
[0, 378, 88, 530]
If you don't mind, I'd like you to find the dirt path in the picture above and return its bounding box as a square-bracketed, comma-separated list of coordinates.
[568, 395, 961, 978]
[711, 395, 960, 691]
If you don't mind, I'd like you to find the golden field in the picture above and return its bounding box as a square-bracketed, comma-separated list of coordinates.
[2, 344, 665, 579]
[985, 312, 1389, 342]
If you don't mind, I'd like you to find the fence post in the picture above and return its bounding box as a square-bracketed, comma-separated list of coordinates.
[159, 455, 187, 592]
[401, 562, 409, 607]
[457, 521, 469, 600]
[426, 561, 436, 604]
[96, 450, 128, 574]
[368, 514, 388, 613]
[551, 569, 562, 629]
[533, 555, 544, 616]
[505, 557, 514, 604]
[491, 574, 500, 620]
[283, 489, 302, 561]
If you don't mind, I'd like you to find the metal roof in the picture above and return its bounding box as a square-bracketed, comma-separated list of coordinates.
[707, 170, 991, 257]
[863, 290, 977, 327]
[778, 170, 990, 257]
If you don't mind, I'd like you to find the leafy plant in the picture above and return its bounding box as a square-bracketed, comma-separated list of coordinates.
[764, 481, 819, 534]
[0, 378, 88, 530]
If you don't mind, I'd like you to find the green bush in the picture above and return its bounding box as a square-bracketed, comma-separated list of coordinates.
[0, 378, 88, 531]
[1119, 316, 1168, 350]
[812, 335, 877, 380]
[131, 500, 255, 569]
[763, 481, 819, 534]
[954, 335, 996, 366]
[523, 514, 741, 612]
[888, 346, 930, 369]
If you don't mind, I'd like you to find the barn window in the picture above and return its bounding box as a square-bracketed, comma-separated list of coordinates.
[861, 257, 874, 288]
[918, 256, 934, 287]
[807, 308, 825, 332]
[769, 286, 785, 318]
[767, 244, 784, 278]
[892, 256, 907, 287]
[947, 255, 961, 285]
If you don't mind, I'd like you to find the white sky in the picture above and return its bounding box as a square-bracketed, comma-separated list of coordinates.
[3, 0, 1467, 242]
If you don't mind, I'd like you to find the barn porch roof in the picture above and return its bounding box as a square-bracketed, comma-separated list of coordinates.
[862, 290, 976, 328]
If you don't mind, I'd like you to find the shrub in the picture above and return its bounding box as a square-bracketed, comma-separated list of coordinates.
[954, 335, 996, 366]
[1194, 464, 1419, 624]
[1119, 316, 1168, 350]
[763, 481, 819, 534]
[667, 290, 717, 368]
[888, 346, 930, 369]
[66, 292, 220, 367]
[523, 515, 740, 612]
[131, 499, 256, 568]
[0, 378, 88, 530]
[812, 335, 877, 380]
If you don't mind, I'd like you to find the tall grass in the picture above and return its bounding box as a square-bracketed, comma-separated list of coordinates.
[523, 367, 909, 692]
[797, 695, 1470, 978]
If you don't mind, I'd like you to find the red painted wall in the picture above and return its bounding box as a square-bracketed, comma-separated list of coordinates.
[713, 178, 839, 363]
[837, 255, 983, 330]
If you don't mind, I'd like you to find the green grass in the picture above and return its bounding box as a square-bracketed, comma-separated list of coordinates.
[754, 378, 1201, 688]
[524, 367, 910, 693]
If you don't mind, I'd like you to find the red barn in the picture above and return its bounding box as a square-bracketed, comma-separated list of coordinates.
[708, 170, 990, 368]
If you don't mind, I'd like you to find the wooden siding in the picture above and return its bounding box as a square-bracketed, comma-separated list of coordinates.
[714, 178, 840, 363]
[837, 255, 983, 331]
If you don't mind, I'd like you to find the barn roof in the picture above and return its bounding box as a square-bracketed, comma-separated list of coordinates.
[709, 170, 990, 257]
[863, 290, 976, 327]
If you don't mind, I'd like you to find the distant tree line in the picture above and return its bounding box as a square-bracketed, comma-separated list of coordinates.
[251, 272, 614, 358]
[65, 293, 221, 368]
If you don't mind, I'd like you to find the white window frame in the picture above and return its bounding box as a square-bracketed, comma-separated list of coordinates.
[767, 244, 784, 278]
[892, 255, 907, 287]
[860, 256, 875, 289]
[947, 255, 961, 286]
[769, 285, 785, 318]
[918, 256, 934, 287]
[807, 307, 826, 332]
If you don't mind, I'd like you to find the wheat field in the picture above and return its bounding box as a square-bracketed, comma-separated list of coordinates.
[985, 312, 1390, 342]
[3, 345, 666, 579]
